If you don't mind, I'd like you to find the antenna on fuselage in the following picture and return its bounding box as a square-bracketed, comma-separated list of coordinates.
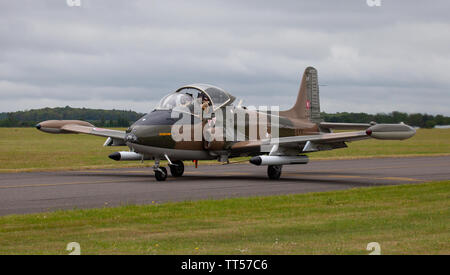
[237, 99, 243, 108]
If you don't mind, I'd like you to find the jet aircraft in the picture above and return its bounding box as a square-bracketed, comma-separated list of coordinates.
[36, 67, 416, 181]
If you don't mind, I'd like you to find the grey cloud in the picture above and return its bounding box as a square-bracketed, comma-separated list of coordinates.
[0, 0, 449, 115]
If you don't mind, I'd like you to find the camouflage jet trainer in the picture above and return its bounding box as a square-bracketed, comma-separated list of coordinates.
[36, 67, 416, 181]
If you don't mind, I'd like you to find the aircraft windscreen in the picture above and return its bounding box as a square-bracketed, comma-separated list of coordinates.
[156, 93, 194, 111]
[205, 87, 230, 109]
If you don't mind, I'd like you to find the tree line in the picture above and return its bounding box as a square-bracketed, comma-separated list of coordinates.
[0, 106, 144, 128]
[320, 111, 450, 128]
[0, 107, 449, 128]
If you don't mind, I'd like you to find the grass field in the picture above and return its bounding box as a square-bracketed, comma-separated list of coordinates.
[0, 128, 449, 172]
[0, 181, 448, 255]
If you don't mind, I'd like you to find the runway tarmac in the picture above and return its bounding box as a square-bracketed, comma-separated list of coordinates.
[0, 156, 449, 215]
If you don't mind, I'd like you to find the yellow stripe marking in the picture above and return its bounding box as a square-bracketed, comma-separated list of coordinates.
[159, 133, 171, 136]
[328, 175, 362, 179]
[79, 170, 150, 174]
[184, 172, 251, 176]
[376, 177, 421, 182]
[305, 163, 450, 173]
[78, 171, 420, 182]
[282, 173, 420, 182]
[0, 179, 150, 189]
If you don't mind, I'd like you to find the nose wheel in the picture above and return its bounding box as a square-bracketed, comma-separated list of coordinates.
[267, 165, 282, 180]
[154, 167, 168, 181]
[153, 158, 168, 181]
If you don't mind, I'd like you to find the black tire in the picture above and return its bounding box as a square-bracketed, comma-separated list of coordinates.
[170, 160, 184, 177]
[155, 167, 168, 181]
[267, 165, 282, 180]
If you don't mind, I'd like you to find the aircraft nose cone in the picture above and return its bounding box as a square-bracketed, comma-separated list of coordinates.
[36, 124, 41, 130]
[249, 156, 262, 166]
[109, 152, 121, 161]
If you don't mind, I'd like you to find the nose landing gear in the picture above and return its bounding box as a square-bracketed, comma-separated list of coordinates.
[153, 159, 168, 181]
[153, 157, 185, 181]
[154, 167, 168, 181]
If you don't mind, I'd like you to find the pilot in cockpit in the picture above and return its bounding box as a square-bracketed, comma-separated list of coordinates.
[198, 93, 211, 112]
[202, 93, 209, 111]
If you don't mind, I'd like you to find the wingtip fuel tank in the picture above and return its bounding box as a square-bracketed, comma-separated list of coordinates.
[365, 123, 416, 140]
[36, 120, 94, 134]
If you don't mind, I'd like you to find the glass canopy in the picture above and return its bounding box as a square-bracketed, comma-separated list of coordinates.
[156, 84, 235, 112]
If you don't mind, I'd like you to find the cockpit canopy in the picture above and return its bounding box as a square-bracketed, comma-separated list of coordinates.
[155, 84, 235, 112]
[156, 93, 194, 111]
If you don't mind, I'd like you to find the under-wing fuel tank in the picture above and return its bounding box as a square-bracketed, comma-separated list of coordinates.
[249, 155, 309, 166]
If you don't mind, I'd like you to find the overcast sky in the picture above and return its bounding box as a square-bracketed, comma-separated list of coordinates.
[1, 0, 449, 115]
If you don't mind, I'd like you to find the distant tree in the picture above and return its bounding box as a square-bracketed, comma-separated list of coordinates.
[100, 116, 106, 127]
[0, 107, 144, 127]
[1, 107, 449, 128]
[407, 113, 424, 128]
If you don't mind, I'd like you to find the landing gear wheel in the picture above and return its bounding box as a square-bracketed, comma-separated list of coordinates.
[155, 167, 168, 181]
[267, 165, 282, 180]
[170, 160, 184, 177]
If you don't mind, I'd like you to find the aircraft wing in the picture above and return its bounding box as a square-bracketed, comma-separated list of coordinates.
[232, 123, 416, 154]
[265, 131, 368, 147]
[36, 120, 127, 146]
[319, 122, 374, 130]
[231, 131, 367, 154]
[60, 124, 126, 140]
[258, 131, 368, 153]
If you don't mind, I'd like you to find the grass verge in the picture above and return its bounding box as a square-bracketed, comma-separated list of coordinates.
[0, 128, 449, 173]
[0, 181, 448, 255]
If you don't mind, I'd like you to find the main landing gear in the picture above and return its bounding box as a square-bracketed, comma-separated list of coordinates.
[267, 165, 282, 180]
[169, 160, 185, 177]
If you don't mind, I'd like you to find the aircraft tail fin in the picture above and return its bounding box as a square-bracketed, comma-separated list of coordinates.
[279, 67, 321, 122]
